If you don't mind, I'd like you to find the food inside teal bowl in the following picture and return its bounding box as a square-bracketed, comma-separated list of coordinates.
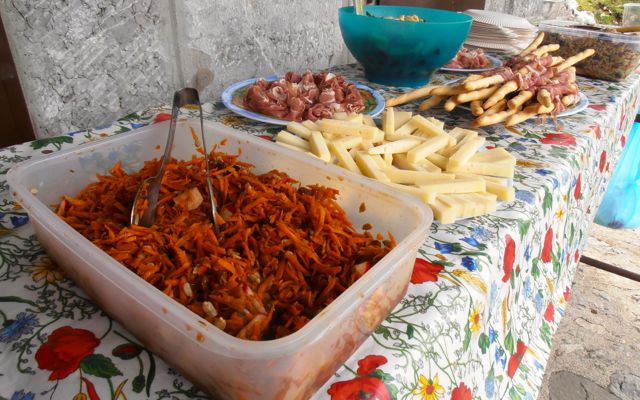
[339, 6, 472, 88]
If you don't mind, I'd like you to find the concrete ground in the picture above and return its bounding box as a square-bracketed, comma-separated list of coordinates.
[538, 223, 640, 400]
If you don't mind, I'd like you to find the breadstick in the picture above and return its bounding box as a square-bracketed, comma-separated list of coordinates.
[386, 85, 437, 107]
[462, 74, 484, 84]
[520, 32, 544, 56]
[551, 56, 564, 66]
[537, 89, 552, 108]
[418, 95, 443, 111]
[506, 103, 554, 127]
[483, 99, 507, 117]
[431, 85, 467, 96]
[508, 90, 534, 110]
[556, 49, 595, 72]
[464, 75, 505, 91]
[444, 97, 462, 112]
[470, 100, 484, 116]
[455, 85, 499, 103]
[472, 107, 519, 128]
[532, 44, 560, 57]
[483, 80, 518, 109]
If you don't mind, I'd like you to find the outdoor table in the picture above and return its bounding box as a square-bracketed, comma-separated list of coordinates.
[1, 64, 638, 400]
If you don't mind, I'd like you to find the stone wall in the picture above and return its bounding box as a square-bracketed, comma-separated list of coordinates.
[0, 0, 351, 137]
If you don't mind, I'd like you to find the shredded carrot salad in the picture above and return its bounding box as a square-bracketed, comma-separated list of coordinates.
[56, 150, 395, 340]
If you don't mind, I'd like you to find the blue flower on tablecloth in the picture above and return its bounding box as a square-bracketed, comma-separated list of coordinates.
[499, 134, 511, 140]
[523, 393, 534, 400]
[525, 245, 531, 259]
[489, 327, 497, 343]
[472, 226, 491, 241]
[533, 360, 544, 370]
[495, 346, 507, 368]
[10, 215, 29, 228]
[461, 256, 477, 271]
[10, 390, 35, 400]
[534, 291, 545, 313]
[130, 122, 147, 129]
[552, 177, 559, 189]
[558, 307, 565, 317]
[509, 142, 526, 152]
[461, 236, 481, 248]
[490, 282, 498, 308]
[523, 277, 532, 298]
[94, 122, 113, 130]
[516, 190, 535, 205]
[485, 376, 495, 399]
[435, 242, 454, 254]
[0, 313, 38, 343]
[68, 130, 86, 136]
[535, 168, 551, 176]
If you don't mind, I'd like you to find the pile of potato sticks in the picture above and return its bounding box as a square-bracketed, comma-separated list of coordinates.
[386, 32, 595, 127]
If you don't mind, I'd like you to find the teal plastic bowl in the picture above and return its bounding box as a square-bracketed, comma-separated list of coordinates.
[339, 6, 472, 87]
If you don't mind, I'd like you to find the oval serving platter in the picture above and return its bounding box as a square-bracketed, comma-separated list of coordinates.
[221, 75, 385, 126]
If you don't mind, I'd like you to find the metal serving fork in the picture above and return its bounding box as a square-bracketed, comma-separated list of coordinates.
[130, 88, 219, 232]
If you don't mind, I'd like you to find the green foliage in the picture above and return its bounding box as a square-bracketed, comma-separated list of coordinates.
[578, 0, 624, 25]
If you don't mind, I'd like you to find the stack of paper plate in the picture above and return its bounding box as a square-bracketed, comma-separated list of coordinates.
[462, 9, 538, 54]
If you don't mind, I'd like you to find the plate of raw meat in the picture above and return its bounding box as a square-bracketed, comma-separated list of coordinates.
[221, 71, 385, 125]
[440, 47, 502, 73]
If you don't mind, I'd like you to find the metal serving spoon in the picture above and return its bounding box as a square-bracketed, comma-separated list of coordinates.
[130, 88, 219, 232]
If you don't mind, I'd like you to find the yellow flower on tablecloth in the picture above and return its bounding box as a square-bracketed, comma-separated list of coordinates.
[469, 306, 481, 332]
[221, 115, 244, 126]
[516, 159, 546, 168]
[30, 260, 64, 283]
[413, 374, 444, 400]
[556, 208, 565, 219]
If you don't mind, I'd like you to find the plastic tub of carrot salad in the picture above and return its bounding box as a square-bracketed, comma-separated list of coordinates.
[7, 119, 432, 399]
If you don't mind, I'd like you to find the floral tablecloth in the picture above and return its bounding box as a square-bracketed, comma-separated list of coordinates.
[1, 64, 638, 400]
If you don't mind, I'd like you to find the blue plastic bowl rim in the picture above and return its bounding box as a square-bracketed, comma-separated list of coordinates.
[339, 5, 473, 25]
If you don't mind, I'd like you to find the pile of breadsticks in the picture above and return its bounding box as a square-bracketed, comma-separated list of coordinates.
[386, 32, 595, 127]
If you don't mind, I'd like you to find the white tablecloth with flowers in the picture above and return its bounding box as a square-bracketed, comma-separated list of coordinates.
[1, 64, 638, 400]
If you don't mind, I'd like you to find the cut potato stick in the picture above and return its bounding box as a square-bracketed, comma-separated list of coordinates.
[334, 135, 363, 149]
[276, 130, 310, 150]
[368, 138, 422, 155]
[508, 90, 534, 110]
[287, 121, 312, 139]
[506, 103, 554, 127]
[556, 48, 595, 72]
[447, 160, 514, 177]
[471, 100, 484, 116]
[382, 168, 454, 185]
[418, 95, 443, 111]
[447, 137, 486, 170]
[438, 131, 478, 158]
[385, 85, 436, 107]
[309, 131, 331, 162]
[520, 32, 545, 56]
[532, 44, 560, 57]
[537, 89, 552, 108]
[420, 178, 486, 196]
[383, 107, 395, 137]
[551, 56, 564, 66]
[448, 127, 475, 143]
[455, 85, 500, 103]
[354, 152, 390, 182]
[426, 153, 449, 170]
[472, 107, 519, 128]
[328, 142, 360, 174]
[363, 114, 377, 127]
[483, 99, 507, 117]
[426, 117, 445, 130]
[301, 120, 319, 131]
[470, 148, 516, 165]
[464, 75, 505, 91]
[483, 80, 518, 109]
[392, 153, 441, 173]
[406, 135, 450, 163]
[411, 115, 448, 138]
[383, 152, 393, 167]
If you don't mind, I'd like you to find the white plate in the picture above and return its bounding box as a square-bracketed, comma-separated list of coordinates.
[463, 9, 536, 30]
[440, 54, 503, 73]
[457, 92, 589, 118]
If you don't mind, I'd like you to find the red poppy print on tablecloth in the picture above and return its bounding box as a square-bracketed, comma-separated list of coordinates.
[540, 133, 576, 146]
[450, 382, 472, 400]
[564, 286, 571, 302]
[502, 235, 516, 282]
[621, 135, 627, 148]
[411, 258, 444, 284]
[544, 302, 555, 322]
[153, 112, 171, 124]
[574, 249, 580, 263]
[327, 355, 391, 400]
[599, 151, 607, 173]
[588, 104, 606, 111]
[591, 123, 601, 139]
[35, 326, 100, 380]
[541, 227, 553, 263]
[574, 175, 582, 200]
[507, 341, 528, 379]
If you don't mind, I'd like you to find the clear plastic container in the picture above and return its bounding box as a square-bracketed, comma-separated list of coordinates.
[539, 20, 640, 81]
[7, 119, 432, 399]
